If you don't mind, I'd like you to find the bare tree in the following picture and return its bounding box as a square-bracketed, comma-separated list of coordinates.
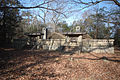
[37, 0, 51, 24]
[72, 0, 120, 8]
[48, 0, 69, 32]
[0, 0, 66, 16]
[33, 0, 69, 32]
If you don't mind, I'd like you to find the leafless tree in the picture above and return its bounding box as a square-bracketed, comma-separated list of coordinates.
[31, 0, 69, 32]
[72, 0, 120, 8]
[71, 0, 120, 26]
[0, 0, 66, 16]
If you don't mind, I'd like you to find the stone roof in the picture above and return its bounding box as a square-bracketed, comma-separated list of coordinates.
[48, 32, 66, 39]
[83, 34, 92, 39]
[63, 32, 86, 37]
[26, 32, 43, 37]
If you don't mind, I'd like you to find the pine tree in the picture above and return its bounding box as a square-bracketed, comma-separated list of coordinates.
[0, 0, 22, 47]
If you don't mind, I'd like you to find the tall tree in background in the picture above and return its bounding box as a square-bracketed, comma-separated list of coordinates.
[21, 11, 47, 33]
[72, 7, 113, 39]
[114, 29, 120, 47]
[86, 8, 107, 39]
[69, 7, 113, 36]
[43, 0, 69, 32]
[0, 0, 69, 33]
[0, 0, 22, 47]
[20, 0, 69, 33]
[57, 21, 70, 32]
[69, 20, 86, 32]
[110, 7, 120, 46]
[21, 11, 34, 33]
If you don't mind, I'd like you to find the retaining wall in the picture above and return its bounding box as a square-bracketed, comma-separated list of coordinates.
[37, 39, 114, 53]
[82, 39, 114, 53]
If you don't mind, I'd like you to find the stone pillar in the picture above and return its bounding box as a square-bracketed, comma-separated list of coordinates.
[78, 35, 82, 43]
[42, 28, 47, 40]
[37, 36, 40, 49]
[77, 35, 83, 53]
[76, 26, 81, 32]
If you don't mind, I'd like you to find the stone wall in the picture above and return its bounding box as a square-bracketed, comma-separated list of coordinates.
[37, 39, 114, 53]
[12, 39, 28, 49]
[38, 39, 66, 50]
[82, 39, 114, 53]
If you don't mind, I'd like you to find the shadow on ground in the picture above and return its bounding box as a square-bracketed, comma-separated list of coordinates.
[0, 48, 120, 80]
[0, 49, 63, 79]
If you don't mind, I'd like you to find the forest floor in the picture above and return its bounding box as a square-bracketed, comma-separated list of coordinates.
[0, 48, 120, 80]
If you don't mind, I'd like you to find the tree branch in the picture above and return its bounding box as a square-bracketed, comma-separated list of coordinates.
[0, 0, 54, 9]
[0, 1, 67, 17]
[112, 0, 120, 6]
[72, 0, 120, 7]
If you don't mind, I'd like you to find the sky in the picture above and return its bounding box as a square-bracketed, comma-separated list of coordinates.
[64, 1, 118, 25]
[19, 0, 119, 26]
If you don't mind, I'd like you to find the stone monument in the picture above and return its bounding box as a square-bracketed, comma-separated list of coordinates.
[76, 26, 81, 32]
[42, 28, 47, 40]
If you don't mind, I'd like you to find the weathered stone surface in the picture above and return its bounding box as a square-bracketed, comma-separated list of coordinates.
[37, 38, 114, 53]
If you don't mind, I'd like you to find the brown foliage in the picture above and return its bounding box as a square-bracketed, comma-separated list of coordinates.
[0, 49, 120, 80]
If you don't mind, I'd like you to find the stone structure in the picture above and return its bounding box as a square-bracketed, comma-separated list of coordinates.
[42, 28, 47, 40]
[76, 26, 81, 32]
[27, 32, 43, 49]
[82, 39, 114, 53]
[26, 27, 114, 53]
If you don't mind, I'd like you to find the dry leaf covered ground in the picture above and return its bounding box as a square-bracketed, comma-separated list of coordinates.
[0, 48, 120, 80]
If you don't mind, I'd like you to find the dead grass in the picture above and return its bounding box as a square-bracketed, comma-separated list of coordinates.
[0, 48, 120, 80]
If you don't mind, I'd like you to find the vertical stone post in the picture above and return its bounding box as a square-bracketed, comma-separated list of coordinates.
[76, 26, 81, 32]
[42, 28, 47, 40]
[37, 36, 40, 49]
[77, 35, 83, 53]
